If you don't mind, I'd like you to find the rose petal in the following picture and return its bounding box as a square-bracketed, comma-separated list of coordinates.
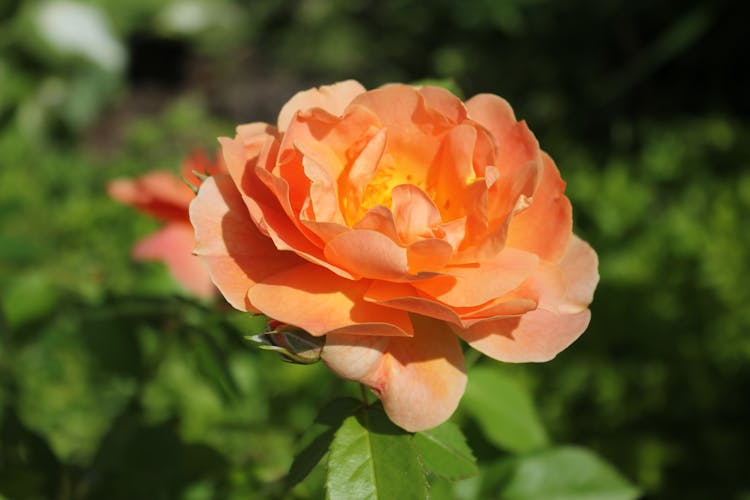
[418, 85, 467, 126]
[506, 153, 572, 262]
[350, 85, 445, 170]
[454, 308, 591, 363]
[234, 160, 355, 279]
[391, 184, 442, 244]
[465, 93, 517, 143]
[364, 281, 463, 326]
[407, 239, 453, 274]
[559, 234, 599, 313]
[277, 80, 366, 131]
[190, 175, 302, 310]
[247, 264, 413, 336]
[415, 248, 539, 307]
[295, 140, 346, 224]
[323, 314, 467, 431]
[428, 123, 478, 221]
[133, 222, 214, 298]
[354, 205, 400, 243]
[324, 229, 410, 280]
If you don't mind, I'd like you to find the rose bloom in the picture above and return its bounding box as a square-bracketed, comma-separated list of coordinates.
[108, 151, 225, 298]
[190, 81, 598, 431]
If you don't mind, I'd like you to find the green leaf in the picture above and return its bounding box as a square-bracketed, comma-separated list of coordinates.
[326, 405, 427, 500]
[463, 365, 548, 453]
[286, 397, 362, 489]
[495, 446, 641, 500]
[413, 421, 478, 480]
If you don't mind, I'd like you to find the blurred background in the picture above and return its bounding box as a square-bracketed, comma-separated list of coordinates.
[1, 0, 748, 498]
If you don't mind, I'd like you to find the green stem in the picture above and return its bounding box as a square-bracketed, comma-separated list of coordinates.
[360, 383, 369, 406]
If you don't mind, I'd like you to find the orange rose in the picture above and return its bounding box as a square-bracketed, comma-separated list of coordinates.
[190, 81, 599, 431]
[109, 150, 225, 298]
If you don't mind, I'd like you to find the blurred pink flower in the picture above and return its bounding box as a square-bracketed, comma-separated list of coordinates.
[108, 150, 225, 298]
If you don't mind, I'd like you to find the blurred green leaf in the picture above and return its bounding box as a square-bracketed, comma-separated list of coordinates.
[326, 404, 427, 500]
[13, 316, 137, 465]
[491, 446, 641, 500]
[285, 397, 361, 489]
[413, 420, 478, 480]
[463, 365, 548, 453]
[1, 273, 57, 328]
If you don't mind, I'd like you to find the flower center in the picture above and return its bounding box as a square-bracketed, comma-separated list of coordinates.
[341, 153, 427, 225]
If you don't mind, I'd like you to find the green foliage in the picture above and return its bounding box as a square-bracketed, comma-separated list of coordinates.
[286, 397, 361, 489]
[412, 421, 478, 480]
[463, 365, 548, 453]
[488, 447, 641, 500]
[326, 405, 427, 500]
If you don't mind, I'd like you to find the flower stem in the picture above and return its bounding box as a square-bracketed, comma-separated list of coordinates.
[359, 383, 369, 406]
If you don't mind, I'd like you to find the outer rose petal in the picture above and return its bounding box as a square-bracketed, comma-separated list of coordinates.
[559, 234, 599, 313]
[323, 314, 467, 431]
[465, 93, 517, 143]
[133, 222, 214, 298]
[247, 264, 414, 337]
[277, 80, 367, 131]
[190, 174, 303, 311]
[455, 308, 591, 363]
[505, 152, 573, 262]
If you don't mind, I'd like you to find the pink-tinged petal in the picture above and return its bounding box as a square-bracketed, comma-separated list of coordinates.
[439, 217, 467, 251]
[219, 132, 279, 215]
[280, 105, 381, 176]
[295, 141, 346, 224]
[236, 122, 278, 146]
[350, 85, 445, 169]
[496, 121, 542, 178]
[324, 229, 409, 280]
[249, 166, 358, 278]
[277, 80, 366, 131]
[220, 137, 356, 279]
[465, 93, 517, 143]
[324, 315, 467, 431]
[320, 334, 390, 381]
[391, 184, 442, 244]
[418, 85, 467, 126]
[375, 315, 466, 431]
[276, 106, 382, 216]
[350, 84, 421, 130]
[364, 281, 463, 326]
[340, 128, 387, 224]
[108, 172, 193, 222]
[300, 220, 350, 243]
[354, 205, 400, 243]
[415, 248, 539, 307]
[428, 123, 477, 221]
[189, 175, 303, 311]
[453, 158, 540, 264]
[455, 308, 591, 363]
[559, 235, 599, 313]
[506, 153, 572, 262]
[133, 222, 214, 298]
[247, 264, 413, 337]
[407, 239, 453, 274]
